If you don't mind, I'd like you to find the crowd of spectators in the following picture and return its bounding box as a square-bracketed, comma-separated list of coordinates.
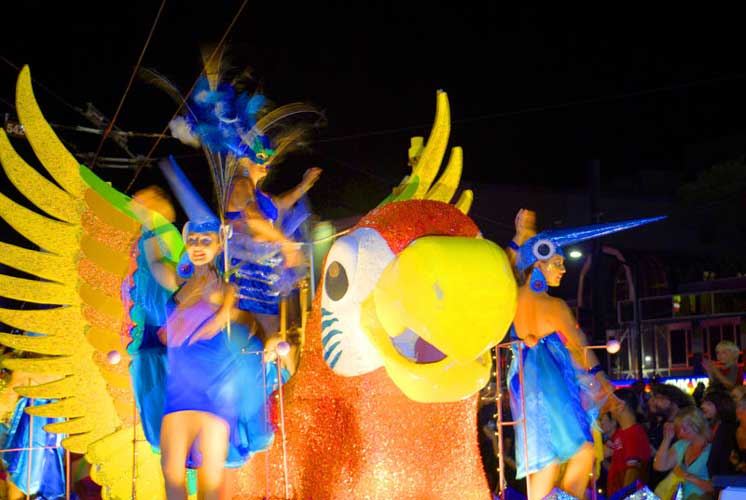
[479, 339, 746, 499]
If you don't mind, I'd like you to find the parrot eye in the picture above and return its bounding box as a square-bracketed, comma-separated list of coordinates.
[324, 261, 349, 301]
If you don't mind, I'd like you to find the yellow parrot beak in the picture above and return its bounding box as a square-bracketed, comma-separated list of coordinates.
[360, 236, 517, 402]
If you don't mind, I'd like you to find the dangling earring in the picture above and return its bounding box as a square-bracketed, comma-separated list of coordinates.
[530, 267, 547, 293]
[177, 251, 194, 279]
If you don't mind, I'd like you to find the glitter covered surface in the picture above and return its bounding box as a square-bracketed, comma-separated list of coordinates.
[82, 209, 138, 254]
[0, 67, 159, 497]
[0, 130, 78, 223]
[15, 67, 83, 197]
[356, 199, 480, 254]
[625, 486, 661, 500]
[235, 196, 492, 498]
[80, 258, 122, 296]
[236, 291, 492, 499]
[543, 488, 580, 500]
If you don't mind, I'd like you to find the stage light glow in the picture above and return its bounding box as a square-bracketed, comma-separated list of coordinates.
[606, 339, 621, 354]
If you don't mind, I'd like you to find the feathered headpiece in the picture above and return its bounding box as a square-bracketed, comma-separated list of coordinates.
[169, 76, 276, 165]
[141, 49, 320, 216]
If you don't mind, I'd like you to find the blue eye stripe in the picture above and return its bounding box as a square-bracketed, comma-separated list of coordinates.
[328, 350, 343, 370]
[321, 317, 339, 330]
[324, 341, 341, 361]
[322, 308, 333, 317]
[322, 329, 342, 348]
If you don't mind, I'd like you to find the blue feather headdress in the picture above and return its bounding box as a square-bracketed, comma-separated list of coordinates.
[173, 78, 318, 215]
[174, 76, 276, 165]
[141, 54, 321, 218]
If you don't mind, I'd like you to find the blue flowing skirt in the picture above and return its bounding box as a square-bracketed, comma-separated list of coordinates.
[132, 327, 287, 468]
[507, 332, 598, 479]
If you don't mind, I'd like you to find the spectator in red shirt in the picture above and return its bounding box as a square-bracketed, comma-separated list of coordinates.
[607, 388, 652, 497]
[703, 340, 743, 391]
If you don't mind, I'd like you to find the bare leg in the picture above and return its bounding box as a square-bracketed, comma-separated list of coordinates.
[527, 462, 560, 500]
[560, 443, 594, 499]
[195, 413, 230, 500]
[161, 412, 199, 500]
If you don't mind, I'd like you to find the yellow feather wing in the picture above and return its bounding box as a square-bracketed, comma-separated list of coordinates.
[0, 66, 166, 499]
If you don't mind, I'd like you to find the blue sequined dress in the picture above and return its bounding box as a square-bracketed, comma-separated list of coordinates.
[1, 397, 65, 498]
[225, 190, 310, 315]
[127, 235, 286, 469]
[507, 327, 600, 479]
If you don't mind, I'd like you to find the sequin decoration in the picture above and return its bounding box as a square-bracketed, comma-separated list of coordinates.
[626, 486, 662, 500]
[356, 199, 480, 254]
[0, 66, 163, 499]
[235, 291, 492, 499]
[543, 488, 581, 500]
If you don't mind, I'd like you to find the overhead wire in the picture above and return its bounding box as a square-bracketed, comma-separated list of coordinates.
[125, 0, 250, 193]
[0, 55, 85, 116]
[90, 0, 167, 169]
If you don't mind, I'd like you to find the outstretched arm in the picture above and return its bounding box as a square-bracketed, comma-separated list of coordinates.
[130, 185, 180, 291]
[551, 300, 617, 399]
[273, 167, 322, 212]
[243, 204, 303, 268]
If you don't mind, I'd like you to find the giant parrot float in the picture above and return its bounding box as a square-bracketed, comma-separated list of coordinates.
[237, 91, 518, 499]
[0, 66, 518, 498]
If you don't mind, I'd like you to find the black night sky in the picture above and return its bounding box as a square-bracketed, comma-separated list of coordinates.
[3, 3, 746, 232]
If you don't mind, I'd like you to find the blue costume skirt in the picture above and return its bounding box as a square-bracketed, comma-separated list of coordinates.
[507, 332, 598, 479]
[1, 397, 65, 498]
[131, 323, 286, 468]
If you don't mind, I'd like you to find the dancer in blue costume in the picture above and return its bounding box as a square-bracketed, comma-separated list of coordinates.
[506, 209, 664, 500]
[130, 158, 282, 500]
[0, 349, 65, 500]
[225, 154, 321, 336]
[160, 59, 322, 338]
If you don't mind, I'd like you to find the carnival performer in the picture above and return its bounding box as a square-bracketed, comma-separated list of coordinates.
[225, 153, 321, 337]
[157, 57, 322, 339]
[505, 209, 662, 499]
[0, 344, 65, 500]
[130, 158, 277, 500]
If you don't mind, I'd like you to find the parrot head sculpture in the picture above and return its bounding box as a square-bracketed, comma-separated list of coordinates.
[319, 91, 517, 402]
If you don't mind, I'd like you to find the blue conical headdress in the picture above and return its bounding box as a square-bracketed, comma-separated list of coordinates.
[159, 155, 221, 236]
[516, 216, 666, 272]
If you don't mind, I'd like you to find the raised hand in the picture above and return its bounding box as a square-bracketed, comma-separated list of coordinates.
[131, 185, 176, 223]
[663, 421, 676, 441]
[301, 167, 322, 192]
[514, 209, 536, 237]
